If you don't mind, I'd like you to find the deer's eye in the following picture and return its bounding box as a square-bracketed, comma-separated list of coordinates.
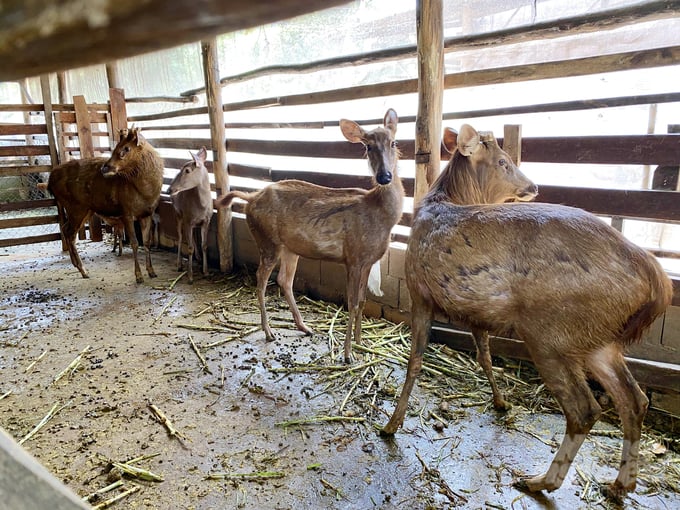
[391, 141, 398, 148]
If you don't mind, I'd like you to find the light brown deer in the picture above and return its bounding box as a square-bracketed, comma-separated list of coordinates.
[46, 128, 164, 283]
[168, 147, 214, 284]
[381, 124, 672, 501]
[216, 109, 403, 362]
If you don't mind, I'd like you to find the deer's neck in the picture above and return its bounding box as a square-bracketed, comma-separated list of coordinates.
[371, 171, 404, 220]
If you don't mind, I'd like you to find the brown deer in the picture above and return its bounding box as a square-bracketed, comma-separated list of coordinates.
[216, 109, 403, 362]
[46, 127, 164, 283]
[168, 147, 214, 284]
[381, 124, 672, 501]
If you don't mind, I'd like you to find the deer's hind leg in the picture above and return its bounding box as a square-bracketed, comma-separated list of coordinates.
[471, 327, 510, 411]
[277, 247, 312, 337]
[139, 216, 156, 279]
[60, 207, 89, 278]
[382, 291, 433, 435]
[250, 232, 281, 341]
[516, 351, 601, 493]
[586, 344, 648, 501]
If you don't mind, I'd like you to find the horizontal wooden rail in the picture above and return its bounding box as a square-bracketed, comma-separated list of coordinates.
[0, 165, 52, 177]
[0, 233, 61, 248]
[522, 135, 680, 166]
[0, 145, 51, 157]
[0, 125, 48, 136]
[0, 215, 59, 229]
[0, 198, 55, 212]
[537, 186, 680, 222]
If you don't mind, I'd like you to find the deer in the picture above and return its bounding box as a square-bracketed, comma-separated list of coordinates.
[168, 146, 214, 284]
[215, 109, 404, 363]
[46, 127, 164, 283]
[381, 124, 673, 501]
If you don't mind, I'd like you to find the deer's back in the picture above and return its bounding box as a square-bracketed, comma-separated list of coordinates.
[407, 201, 670, 352]
[49, 157, 161, 219]
[246, 180, 399, 263]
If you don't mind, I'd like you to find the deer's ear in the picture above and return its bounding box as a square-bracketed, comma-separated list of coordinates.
[442, 127, 458, 154]
[194, 146, 207, 163]
[340, 119, 366, 144]
[384, 109, 398, 136]
[457, 124, 480, 156]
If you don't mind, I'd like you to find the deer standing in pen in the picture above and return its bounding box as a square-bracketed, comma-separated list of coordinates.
[381, 124, 672, 501]
[168, 147, 214, 284]
[46, 128, 164, 283]
[216, 109, 403, 362]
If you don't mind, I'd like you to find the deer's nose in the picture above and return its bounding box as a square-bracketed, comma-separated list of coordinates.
[377, 171, 392, 185]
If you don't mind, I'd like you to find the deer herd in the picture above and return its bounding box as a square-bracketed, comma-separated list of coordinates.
[44, 110, 672, 502]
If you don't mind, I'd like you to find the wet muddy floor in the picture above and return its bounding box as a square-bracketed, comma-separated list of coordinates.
[1, 240, 679, 510]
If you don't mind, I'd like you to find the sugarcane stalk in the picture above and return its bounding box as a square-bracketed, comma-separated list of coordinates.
[148, 403, 189, 441]
[276, 416, 365, 427]
[111, 461, 164, 482]
[152, 296, 177, 325]
[90, 485, 141, 510]
[19, 400, 71, 445]
[81, 480, 124, 502]
[205, 471, 284, 480]
[168, 271, 186, 290]
[52, 345, 90, 384]
[188, 334, 210, 373]
[24, 350, 47, 373]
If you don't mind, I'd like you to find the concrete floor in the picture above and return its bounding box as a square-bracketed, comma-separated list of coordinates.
[0, 240, 678, 509]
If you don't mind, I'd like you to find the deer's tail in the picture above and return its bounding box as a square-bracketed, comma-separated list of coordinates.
[214, 190, 254, 209]
[620, 253, 673, 345]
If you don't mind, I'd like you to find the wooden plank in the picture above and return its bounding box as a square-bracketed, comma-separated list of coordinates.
[73, 95, 103, 241]
[202, 38, 232, 273]
[0, 198, 55, 212]
[40, 74, 59, 167]
[0, 124, 47, 136]
[51, 111, 110, 124]
[0, 215, 59, 229]
[73, 96, 95, 159]
[0, 146, 51, 157]
[144, 138, 211, 151]
[227, 163, 271, 180]
[108, 88, 128, 146]
[503, 125, 522, 165]
[430, 324, 680, 394]
[0, 233, 61, 248]
[0, 165, 52, 177]
[0, 0, 349, 81]
[522, 134, 680, 165]
[536, 185, 680, 222]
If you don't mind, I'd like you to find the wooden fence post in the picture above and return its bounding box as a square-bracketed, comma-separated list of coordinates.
[73, 95, 102, 241]
[108, 88, 128, 148]
[502, 124, 522, 166]
[202, 38, 233, 273]
[414, 0, 444, 205]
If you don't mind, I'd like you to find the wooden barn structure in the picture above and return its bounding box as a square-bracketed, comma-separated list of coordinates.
[1, 0, 679, 507]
